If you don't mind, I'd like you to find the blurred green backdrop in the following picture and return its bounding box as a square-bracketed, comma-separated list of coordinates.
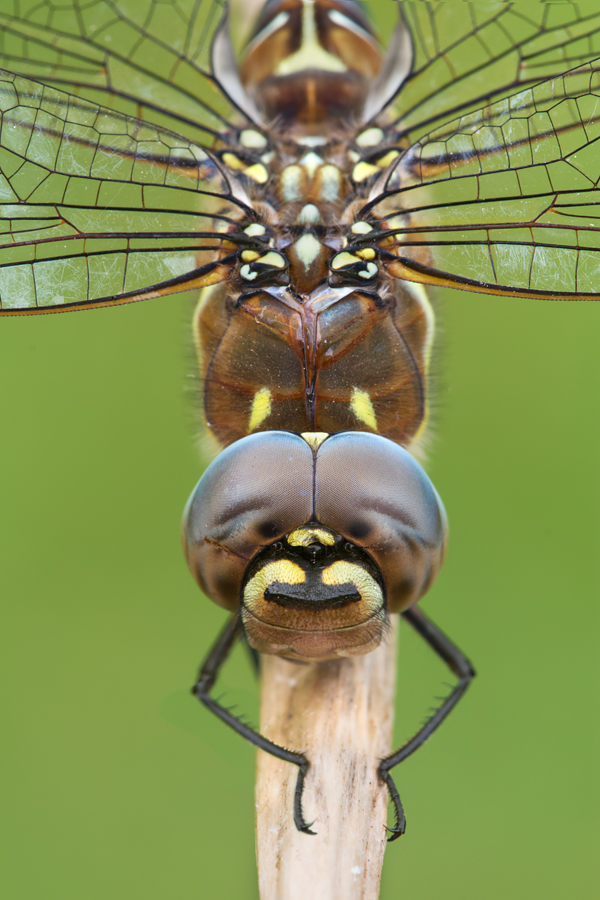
[1, 1, 600, 898]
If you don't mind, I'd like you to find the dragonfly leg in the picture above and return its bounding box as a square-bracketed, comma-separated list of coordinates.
[243, 638, 261, 678]
[378, 606, 475, 841]
[192, 614, 315, 835]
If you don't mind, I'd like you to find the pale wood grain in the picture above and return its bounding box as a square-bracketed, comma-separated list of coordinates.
[255, 618, 398, 900]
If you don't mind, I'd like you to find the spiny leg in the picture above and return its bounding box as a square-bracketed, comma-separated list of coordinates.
[379, 605, 475, 841]
[192, 613, 315, 834]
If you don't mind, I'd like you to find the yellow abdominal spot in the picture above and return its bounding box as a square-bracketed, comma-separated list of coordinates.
[248, 387, 272, 432]
[350, 387, 377, 430]
[295, 233, 321, 270]
[222, 152, 246, 171]
[276, 1, 346, 76]
[287, 528, 335, 548]
[353, 161, 379, 182]
[318, 164, 342, 201]
[376, 150, 400, 169]
[244, 163, 269, 184]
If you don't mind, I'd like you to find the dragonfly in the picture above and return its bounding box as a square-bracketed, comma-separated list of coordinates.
[1, 0, 600, 844]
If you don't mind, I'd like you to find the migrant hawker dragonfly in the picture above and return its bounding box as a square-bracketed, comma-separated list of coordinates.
[1, 0, 600, 887]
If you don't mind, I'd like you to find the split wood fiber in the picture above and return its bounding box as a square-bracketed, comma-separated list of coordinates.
[255, 619, 398, 900]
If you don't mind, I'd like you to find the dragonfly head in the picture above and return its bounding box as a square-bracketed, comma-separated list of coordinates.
[182, 431, 447, 663]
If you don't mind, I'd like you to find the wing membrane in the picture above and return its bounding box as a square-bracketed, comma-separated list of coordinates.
[0, 0, 241, 146]
[367, 57, 600, 300]
[0, 72, 244, 315]
[387, 1, 600, 144]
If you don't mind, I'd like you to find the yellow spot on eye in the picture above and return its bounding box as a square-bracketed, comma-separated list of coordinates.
[356, 248, 376, 260]
[355, 127, 384, 148]
[240, 129, 267, 149]
[241, 250, 260, 262]
[222, 152, 246, 170]
[352, 161, 379, 182]
[350, 387, 377, 430]
[259, 251, 286, 269]
[244, 560, 306, 608]
[244, 163, 269, 184]
[287, 528, 335, 548]
[281, 165, 304, 201]
[331, 251, 359, 270]
[300, 432, 328, 450]
[321, 562, 383, 612]
[318, 164, 342, 201]
[376, 150, 400, 168]
[244, 223, 266, 237]
[351, 221, 373, 235]
[248, 387, 273, 432]
[295, 234, 321, 271]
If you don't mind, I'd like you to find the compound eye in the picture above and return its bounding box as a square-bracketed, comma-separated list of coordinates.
[329, 248, 379, 286]
[182, 432, 313, 611]
[240, 250, 289, 286]
[314, 432, 447, 611]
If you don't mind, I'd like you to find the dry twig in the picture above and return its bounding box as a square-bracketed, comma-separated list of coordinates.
[255, 619, 398, 900]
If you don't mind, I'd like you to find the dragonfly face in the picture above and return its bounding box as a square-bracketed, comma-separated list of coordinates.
[1, 0, 600, 845]
[183, 430, 447, 660]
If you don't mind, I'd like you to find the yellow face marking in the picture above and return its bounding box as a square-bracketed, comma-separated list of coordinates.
[355, 127, 384, 148]
[244, 560, 306, 607]
[300, 432, 328, 450]
[350, 387, 378, 430]
[281, 165, 304, 202]
[244, 163, 269, 184]
[276, 1, 347, 76]
[376, 150, 400, 169]
[318, 164, 342, 201]
[248, 387, 272, 432]
[356, 248, 376, 261]
[321, 562, 383, 611]
[296, 203, 322, 226]
[287, 528, 335, 548]
[295, 233, 321, 271]
[241, 250, 260, 262]
[222, 152, 246, 171]
[331, 251, 359, 270]
[352, 161, 379, 182]
[240, 129, 267, 149]
[351, 221, 373, 235]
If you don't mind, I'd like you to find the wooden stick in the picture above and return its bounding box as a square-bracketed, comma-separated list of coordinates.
[255, 618, 398, 900]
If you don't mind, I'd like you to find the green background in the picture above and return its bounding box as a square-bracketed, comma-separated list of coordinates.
[1, 1, 600, 898]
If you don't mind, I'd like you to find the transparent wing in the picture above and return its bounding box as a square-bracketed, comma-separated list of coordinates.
[387, 1, 600, 144]
[0, 0, 241, 147]
[0, 72, 246, 315]
[366, 58, 600, 300]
